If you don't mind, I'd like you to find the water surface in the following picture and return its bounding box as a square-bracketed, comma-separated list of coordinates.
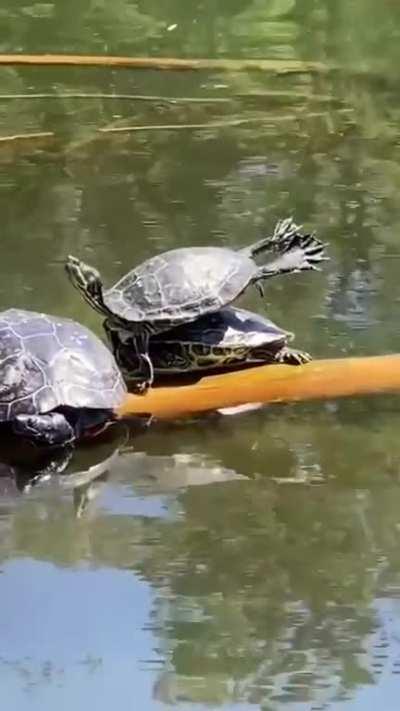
[1, 2, 400, 709]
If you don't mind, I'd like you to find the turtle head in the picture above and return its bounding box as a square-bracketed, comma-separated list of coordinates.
[65, 255, 106, 315]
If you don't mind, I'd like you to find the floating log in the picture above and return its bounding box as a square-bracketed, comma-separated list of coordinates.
[118, 354, 400, 419]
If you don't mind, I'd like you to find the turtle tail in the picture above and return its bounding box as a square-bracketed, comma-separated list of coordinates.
[239, 217, 302, 257]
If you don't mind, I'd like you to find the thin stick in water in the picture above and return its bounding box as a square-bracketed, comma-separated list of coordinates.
[0, 131, 54, 143]
[0, 92, 231, 105]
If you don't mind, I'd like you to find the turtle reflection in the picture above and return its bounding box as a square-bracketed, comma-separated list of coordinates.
[0, 423, 137, 517]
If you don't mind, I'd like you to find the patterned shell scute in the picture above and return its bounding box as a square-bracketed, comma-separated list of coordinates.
[157, 307, 289, 348]
[104, 247, 256, 324]
[0, 309, 126, 422]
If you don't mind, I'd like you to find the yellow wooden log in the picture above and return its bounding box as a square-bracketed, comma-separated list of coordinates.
[118, 354, 400, 419]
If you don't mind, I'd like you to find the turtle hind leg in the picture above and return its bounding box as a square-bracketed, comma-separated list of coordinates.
[12, 413, 75, 447]
[254, 232, 328, 282]
[275, 346, 311, 365]
[240, 217, 301, 257]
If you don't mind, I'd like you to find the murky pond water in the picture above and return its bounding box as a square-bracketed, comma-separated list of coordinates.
[2, 2, 400, 709]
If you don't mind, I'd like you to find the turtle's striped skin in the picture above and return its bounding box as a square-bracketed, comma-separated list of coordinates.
[104, 306, 311, 380]
[0, 309, 126, 447]
[65, 218, 327, 391]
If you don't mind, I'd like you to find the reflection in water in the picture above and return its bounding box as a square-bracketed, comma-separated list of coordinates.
[0, 416, 154, 516]
[1, 404, 400, 708]
[133, 406, 400, 709]
[0, 429, 124, 517]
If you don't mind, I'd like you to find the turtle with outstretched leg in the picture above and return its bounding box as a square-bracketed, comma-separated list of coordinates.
[65, 217, 328, 393]
[0, 309, 127, 447]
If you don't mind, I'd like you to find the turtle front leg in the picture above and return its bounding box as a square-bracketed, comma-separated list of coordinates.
[133, 331, 154, 394]
[254, 282, 265, 298]
[275, 346, 311, 366]
[12, 413, 75, 447]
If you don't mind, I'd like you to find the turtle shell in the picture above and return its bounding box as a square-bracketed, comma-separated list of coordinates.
[103, 247, 257, 326]
[153, 307, 292, 349]
[0, 309, 126, 422]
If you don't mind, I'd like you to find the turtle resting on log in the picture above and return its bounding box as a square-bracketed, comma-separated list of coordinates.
[65, 218, 328, 392]
[0, 309, 127, 447]
[104, 306, 311, 383]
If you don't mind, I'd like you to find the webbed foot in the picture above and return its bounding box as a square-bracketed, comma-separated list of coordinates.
[286, 231, 329, 272]
[256, 231, 329, 281]
[275, 346, 311, 365]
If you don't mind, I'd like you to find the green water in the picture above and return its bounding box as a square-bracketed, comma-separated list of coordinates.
[2, 2, 400, 709]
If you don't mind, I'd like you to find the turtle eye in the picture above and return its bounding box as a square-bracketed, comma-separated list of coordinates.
[120, 331, 132, 345]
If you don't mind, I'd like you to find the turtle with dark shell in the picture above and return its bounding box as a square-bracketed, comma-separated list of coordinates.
[65, 218, 328, 392]
[104, 306, 311, 381]
[0, 309, 127, 447]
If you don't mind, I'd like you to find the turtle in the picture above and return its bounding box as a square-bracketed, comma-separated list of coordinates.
[65, 217, 328, 392]
[0, 308, 127, 448]
[104, 306, 311, 381]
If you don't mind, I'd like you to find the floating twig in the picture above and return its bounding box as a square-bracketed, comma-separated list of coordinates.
[98, 117, 271, 133]
[98, 110, 352, 134]
[0, 131, 54, 143]
[0, 92, 231, 105]
[0, 53, 326, 75]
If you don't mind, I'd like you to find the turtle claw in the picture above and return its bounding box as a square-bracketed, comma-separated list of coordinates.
[132, 380, 151, 395]
[131, 347, 154, 395]
[255, 282, 265, 298]
[276, 347, 311, 365]
[298, 240, 328, 271]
